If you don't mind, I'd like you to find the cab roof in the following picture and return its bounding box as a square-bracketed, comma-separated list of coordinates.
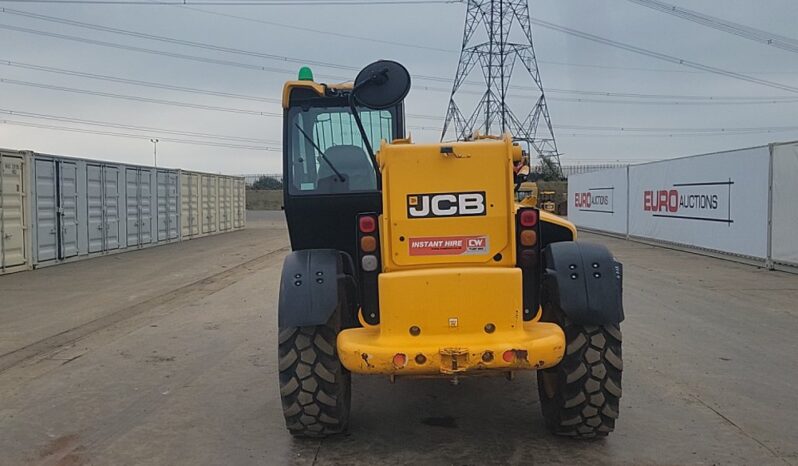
[282, 80, 354, 108]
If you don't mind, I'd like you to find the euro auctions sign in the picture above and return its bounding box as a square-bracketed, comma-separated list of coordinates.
[628, 146, 770, 259]
[567, 167, 628, 234]
[642, 181, 733, 224]
[574, 188, 614, 214]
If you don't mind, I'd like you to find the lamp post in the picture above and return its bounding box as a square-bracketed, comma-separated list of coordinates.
[150, 138, 159, 167]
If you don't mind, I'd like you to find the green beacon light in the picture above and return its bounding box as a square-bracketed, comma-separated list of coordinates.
[298, 66, 314, 81]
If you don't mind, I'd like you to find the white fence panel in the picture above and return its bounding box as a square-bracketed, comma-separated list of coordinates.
[770, 142, 798, 266]
[567, 167, 629, 235]
[628, 146, 770, 259]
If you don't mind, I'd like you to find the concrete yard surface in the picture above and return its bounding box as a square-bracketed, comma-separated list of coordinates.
[1, 211, 797, 465]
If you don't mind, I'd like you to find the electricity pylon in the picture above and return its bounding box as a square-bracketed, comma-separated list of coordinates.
[441, 0, 563, 179]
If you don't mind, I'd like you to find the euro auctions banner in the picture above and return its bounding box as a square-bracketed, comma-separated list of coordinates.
[567, 167, 629, 235]
[628, 146, 770, 259]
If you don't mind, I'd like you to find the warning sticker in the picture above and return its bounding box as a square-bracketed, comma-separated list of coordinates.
[408, 235, 489, 256]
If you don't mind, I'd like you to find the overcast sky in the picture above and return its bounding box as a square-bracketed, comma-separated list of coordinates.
[2, 0, 798, 175]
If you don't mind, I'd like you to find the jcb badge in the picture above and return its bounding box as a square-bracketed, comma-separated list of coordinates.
[407, 191, 486, 218]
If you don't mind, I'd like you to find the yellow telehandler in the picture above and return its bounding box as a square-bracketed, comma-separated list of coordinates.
[277, 61, 623, 439]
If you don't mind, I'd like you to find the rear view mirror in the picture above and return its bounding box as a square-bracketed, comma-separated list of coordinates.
[352, 60, 411, 110]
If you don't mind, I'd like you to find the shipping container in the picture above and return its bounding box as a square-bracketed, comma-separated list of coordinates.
[233, 178, 245, 229]
[124, 166, 153, 248]
[26, 153, 183, 268]
[87, 163, 122, 253]
[200, 174, 218, 235]
[219, 176, 233, 231]
[180, 170, 200, 239]
[156, 170, 179, 242]
[0, 150, 30, 275]
[0, 149, 244, 275]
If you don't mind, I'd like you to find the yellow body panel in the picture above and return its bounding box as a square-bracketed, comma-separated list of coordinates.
[337, 267, 565, 375]
[539, 210, 578, 240]
[378, 135, 517, 271]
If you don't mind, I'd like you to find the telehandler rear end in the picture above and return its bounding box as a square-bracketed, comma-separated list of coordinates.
[277, 61, 624, 439]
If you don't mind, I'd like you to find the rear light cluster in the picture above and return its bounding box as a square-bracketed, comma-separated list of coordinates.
[357, 213, 381, 324]
[517, 208, 539, 266]
[358, 214, 379, 272]
[516, 207, 541, 321]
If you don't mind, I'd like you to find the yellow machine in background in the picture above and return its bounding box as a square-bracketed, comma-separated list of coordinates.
[516, 181, 538, 207]
[277, 61, 624, 440]
[540, 190, 557, 213]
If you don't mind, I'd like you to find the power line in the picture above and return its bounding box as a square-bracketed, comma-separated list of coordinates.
[625, 0, 798, 55]
[546, 96, 798, 106]
[1, 60, 280, 103]
[1, 119, 278, 151]
[556, 124, 798, 133]
[410, 123, 798, 135]
[7, 59, 796, 118]
[0, 108, 280, 143]
[6, 58, 796, 106]
[170, 3, 456, 53]
[556, 130, 798, 138]
[148, 2, 798, 75]
[0, 7, 358, 71]
[0, 23, 322, 76]
[0, 77, 280, 116]
[6, 8, 798, 96]
[527, 17, 798, 95]
[410, 84, 798, 107]
[0, 8, 452, 85]
[0, 0, 462, 4]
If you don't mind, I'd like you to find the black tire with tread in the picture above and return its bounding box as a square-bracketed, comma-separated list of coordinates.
[537, 305, 623, 439]
[278, 315, 351, 438]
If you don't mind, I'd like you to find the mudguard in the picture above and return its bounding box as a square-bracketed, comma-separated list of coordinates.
[542, 241, 624, 325]
[278, 249, 347, 328]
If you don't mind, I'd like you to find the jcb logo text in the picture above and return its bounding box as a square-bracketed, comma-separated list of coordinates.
[407, 191, 486, 218]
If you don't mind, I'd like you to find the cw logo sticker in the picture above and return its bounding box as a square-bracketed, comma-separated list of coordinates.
[407, 191, 486, 218]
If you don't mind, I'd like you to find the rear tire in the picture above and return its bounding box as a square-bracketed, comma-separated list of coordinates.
[537, 304, 622, 438]
[278, 314, 351, 438]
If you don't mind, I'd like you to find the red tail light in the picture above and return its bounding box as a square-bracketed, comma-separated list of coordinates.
[359, 215, 377, 233]
[520, 209, 538, 227]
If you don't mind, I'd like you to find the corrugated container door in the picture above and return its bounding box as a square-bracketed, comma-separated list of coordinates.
[190, 174, 199, 235]
[157, 170, 178, 241]
[104, 166, 120, 250]
[1, 154, 27, 268]
[59, 161, 79, 259]
[125, 168, 139, 247]
[139, 169, 153, 245]
[87, 164, 105, 253]
[200, 175, 209, 234]
[126, 168, 153, 247]
[167, 172, 179, 239]
[201, 175, 217, 234]
[232, 179, 241, 229]
[180, 172, 191, 238]
[220, 177, 232, 231]
[240, 180, 247, 228]
[34, 159, 57, 262]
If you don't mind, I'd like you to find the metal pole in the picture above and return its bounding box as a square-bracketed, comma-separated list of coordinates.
[150, 138, 159, 167]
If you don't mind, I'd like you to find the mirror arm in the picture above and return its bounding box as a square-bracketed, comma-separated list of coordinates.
[348, 91, 381, 187]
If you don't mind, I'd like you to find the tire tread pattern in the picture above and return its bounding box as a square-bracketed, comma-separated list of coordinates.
[538, 315, 622, 439]
[278, 324, 350, 438]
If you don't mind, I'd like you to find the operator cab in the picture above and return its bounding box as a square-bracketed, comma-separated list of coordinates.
[282, 67, 405, 261]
